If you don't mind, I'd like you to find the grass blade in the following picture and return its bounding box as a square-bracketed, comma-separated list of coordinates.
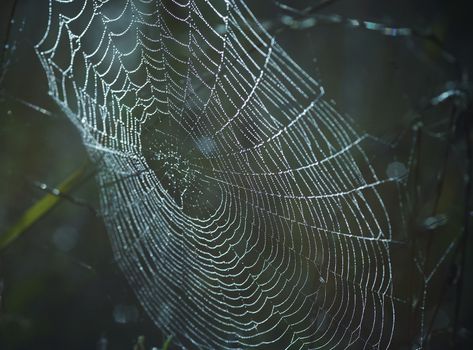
[0, 165, 86, 250]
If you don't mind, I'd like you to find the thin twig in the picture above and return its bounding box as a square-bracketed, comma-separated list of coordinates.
[0, 0, 19, 85]
[452, 105, 473, 347]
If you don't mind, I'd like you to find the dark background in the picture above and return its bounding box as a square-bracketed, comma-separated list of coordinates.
[0, 0, 472, 349]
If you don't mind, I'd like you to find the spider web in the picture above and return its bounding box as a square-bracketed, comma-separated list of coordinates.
[35, 0, 400, 348]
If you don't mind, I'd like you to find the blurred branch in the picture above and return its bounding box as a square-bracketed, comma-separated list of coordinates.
[275, 3, 462, 77]
[452, 103, 473, 347]
[0, 0, 19, 85]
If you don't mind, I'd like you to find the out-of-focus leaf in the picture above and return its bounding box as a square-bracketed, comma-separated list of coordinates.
[0, 165, 86, 250]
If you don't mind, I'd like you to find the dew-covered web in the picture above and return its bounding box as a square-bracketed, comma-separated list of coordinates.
[35, 0, 400, 348]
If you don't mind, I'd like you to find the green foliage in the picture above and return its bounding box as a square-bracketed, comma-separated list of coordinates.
[161, 336, 173, 350]
[132, 335, 173, 350]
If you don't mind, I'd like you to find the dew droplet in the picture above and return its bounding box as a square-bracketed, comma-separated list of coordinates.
[386, 161, 408, 180]
[113, 304, 139, 324]
[423, 214, 448, 230]
[52, 226, 79, 252]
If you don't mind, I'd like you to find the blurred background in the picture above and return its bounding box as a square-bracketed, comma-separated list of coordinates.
[0, 0, 472, 349]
